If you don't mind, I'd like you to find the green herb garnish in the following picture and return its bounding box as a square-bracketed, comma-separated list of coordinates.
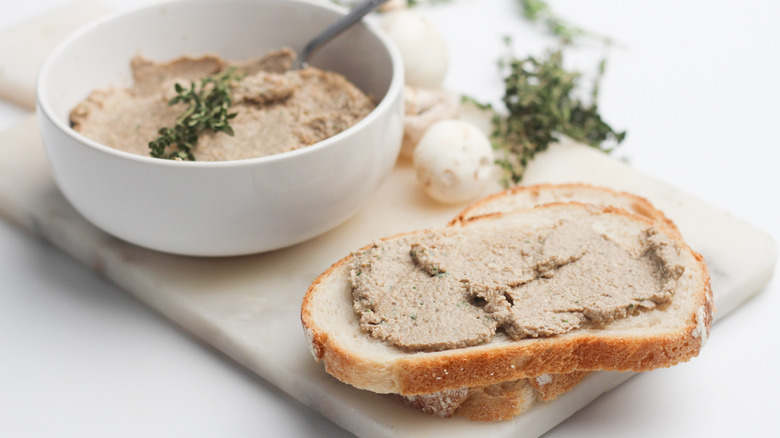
[519, 0, 583, 43]
[518, 0, 611, 45]
[469, 44, 626, 186]
[149, 68, 242, 160]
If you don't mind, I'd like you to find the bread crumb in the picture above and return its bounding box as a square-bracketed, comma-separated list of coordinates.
[535, 374, 552, 387]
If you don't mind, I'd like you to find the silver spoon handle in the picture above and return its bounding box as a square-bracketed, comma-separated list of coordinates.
[296, 0, 389, 68]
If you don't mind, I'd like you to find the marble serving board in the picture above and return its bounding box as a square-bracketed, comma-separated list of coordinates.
[2, 114, 777, 437]
[0, 3, 777, 438]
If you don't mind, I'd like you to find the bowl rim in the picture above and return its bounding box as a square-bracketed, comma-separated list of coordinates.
[35, 0, 404, 170]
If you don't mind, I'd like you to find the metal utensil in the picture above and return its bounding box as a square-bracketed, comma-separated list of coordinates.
[294, 0, 389, 69]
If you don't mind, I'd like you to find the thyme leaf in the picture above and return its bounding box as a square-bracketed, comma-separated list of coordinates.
[149, 67, 242, 160]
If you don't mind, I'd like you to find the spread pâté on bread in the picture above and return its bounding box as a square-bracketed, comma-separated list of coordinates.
[352, 220, 683, 351]
[301, 183, 713, 421]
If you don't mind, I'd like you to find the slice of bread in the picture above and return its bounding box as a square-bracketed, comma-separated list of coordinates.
[450, 182, 681, 239]
[301, 202, 713, 397]
[402, 184, 684, 420]
[400, 370, 591, 421]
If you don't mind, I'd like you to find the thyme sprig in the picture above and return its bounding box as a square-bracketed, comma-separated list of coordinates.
[472, 46, 626, 186]
[518, 0, 612, 45]
[149, 68, 242, 160]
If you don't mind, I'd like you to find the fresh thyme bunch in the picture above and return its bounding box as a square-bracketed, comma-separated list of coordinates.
[149, 68, 242, 160]
[487, 48, 626, 186]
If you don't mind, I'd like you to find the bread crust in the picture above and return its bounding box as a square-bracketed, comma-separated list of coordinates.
[301, 202, 713, 396]
[530, 370, 591, 401]
[398, 369, 591, 421]
[455, 379, 536, 421]
[450, 182, 682, 239]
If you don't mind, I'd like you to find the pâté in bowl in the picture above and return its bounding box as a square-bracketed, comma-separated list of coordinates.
[36, 0, 404, 256]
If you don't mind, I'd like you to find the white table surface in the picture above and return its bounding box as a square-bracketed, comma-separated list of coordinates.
[1, 0, 778, 437]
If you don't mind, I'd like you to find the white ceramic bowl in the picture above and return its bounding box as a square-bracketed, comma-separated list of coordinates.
[37, 0, 404, 256]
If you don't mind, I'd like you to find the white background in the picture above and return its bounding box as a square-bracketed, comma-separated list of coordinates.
[1, 0, 778, 436]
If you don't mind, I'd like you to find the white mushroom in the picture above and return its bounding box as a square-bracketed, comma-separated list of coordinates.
[401, 85, 460, 159]
[380, 10, 449, 88]
[413, 119, 495, 204]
